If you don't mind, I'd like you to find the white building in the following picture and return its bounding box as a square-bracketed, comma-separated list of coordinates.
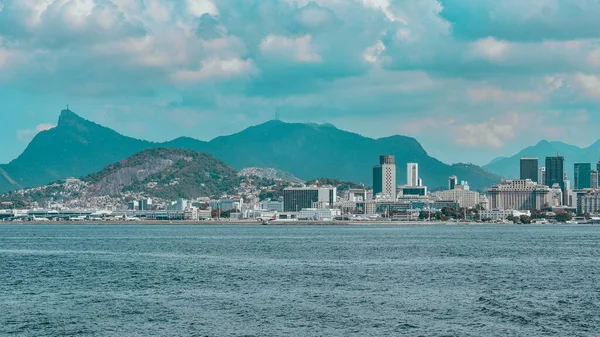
[407, 163, 419, 186]
[538, 167, 546, 186]
[433, 188, 481, 209]
[480, 210, 531, 221]
[298, 208, 341, 221]
[261, 200, 284, 212]
[487, 179, 552, 210]
[373, 155, 396, 200]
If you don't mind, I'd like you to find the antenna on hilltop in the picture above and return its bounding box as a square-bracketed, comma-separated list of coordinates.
[275, 108, 280, 121]
[66, 104, 69, 111]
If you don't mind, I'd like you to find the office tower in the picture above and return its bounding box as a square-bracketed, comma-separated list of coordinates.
[591, 170, 599, 189]
[597, 159, 600, 172]
[520, 158, 538, 182]
[449, 176, 458, 190]
[283, 187, 336, 212]
[545, 155, 564, 190]
[373, 155, 397, 200]
[538, 167, 546, 186]
[574, 163, 592, 190]
[407, 163, 419, 186]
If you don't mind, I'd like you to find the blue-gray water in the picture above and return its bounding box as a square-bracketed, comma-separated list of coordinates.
[1, 225, 599, 336]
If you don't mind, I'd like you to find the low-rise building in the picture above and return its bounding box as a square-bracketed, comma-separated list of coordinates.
[433, 188, 481, 209]
[480, 210, 531, 221]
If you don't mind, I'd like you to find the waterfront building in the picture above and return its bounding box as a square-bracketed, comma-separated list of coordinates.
[298, 208, 341, 221]
[433, 188, 481, 209]
[480, 210, 531, 221]
[344, 189, 369, 202]
[261, 200, 284, 212]
[591, 170, 599, 189]
[449, 176, 458, 190]
[407, 163, 419, 186]
[574, 163, 592, 190]
[576, 190, 600, 214]
[373, 155, 396, 200]
[487, 179, 552, 210]
[220, 198, 243, 212]
[138, 198, 152, 211]
[283, 187, 336, 212]
[520, 158, 539, 182]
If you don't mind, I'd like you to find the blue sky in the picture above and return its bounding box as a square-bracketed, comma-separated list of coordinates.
[1, 0, 600, 165]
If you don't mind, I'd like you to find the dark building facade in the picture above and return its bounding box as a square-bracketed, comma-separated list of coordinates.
[545, 155, 565, 189]
[283, 187, 336, 212]
[574, 163, 592, 190]
[520, 158, 539, 182]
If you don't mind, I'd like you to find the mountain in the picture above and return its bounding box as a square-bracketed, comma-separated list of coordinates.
[0, 110, 155, 193]
[484, 140, 600, 179]
[0, 110, 502, 193]
[84, 148, 238, 199]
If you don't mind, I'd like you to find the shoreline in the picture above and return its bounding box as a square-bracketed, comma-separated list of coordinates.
[0, 220, 582, 226]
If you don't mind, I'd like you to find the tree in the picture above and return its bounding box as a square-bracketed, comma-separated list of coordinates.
[555, 212, 573, 223]
[519, 215, 532, 224]
[419, 211, 429, 220]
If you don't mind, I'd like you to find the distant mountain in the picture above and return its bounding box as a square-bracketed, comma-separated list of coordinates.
[238, 167, 303, 183]
[84, 148, 238, 199]
[0, 110, 502, 193]
[483, 140, 600, 179]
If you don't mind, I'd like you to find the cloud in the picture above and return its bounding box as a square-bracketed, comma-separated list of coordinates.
[172, 57, 255, 84]
[16, 123, 55, 143]
[473, 37, 509, 61]
[453, 112, 522, 148]
[468, 86, 541, 103]
[259, 35, 321, 63]
[574, 73, 600, 98]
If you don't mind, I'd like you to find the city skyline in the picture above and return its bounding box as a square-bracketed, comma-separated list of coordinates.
[3, 1, 600, 165]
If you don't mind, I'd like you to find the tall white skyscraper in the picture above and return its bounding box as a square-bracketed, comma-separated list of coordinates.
[407, 163, 419, 186]
[373, 155, 397, 200]
[538, 167, 546, 186]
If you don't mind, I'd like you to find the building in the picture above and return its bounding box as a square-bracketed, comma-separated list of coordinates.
[297, 208, 341, 221]
[538, 167, 546, 186]
[449, 176, 458, 190]
[574, 163, 592, 190]
[487, 179, 552, 210]
[433, 188, 481, 209]
[138, 198, 153, 211]
[576, 190, 600, 214]
[407, 163, 419, 186]
[373, 155, 396, 200]
[344, 189, 369, 202]
[220, 198, 243, 212]
[261, 200, 284, 212]
[398, 185, 428, 197]
[283, 187, 336, 212]
[546, 155, 565, 204]
[591, 170, 599, 189]
[520, 158, 538, 182]
[480, 210, 531, 221]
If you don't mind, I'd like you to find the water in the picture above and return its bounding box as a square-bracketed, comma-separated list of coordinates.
[1, 225, 599, 336]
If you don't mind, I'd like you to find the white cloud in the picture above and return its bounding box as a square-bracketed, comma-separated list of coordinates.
[453, 112, 521, 148]
[574, 73, 600, 98]
[468, 86, 541, 103]
[187, 0, 218, 17]
[544, 75, 565, 92]
[588, 48, 600, 67]
[172, 57, 254, 84]
[259, 35, 322, 63]
[16, 124, 56, 143]
[473, 37, 510, 60]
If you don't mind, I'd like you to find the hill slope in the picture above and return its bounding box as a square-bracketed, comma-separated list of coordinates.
[84, 148, 238, 199]
[0, 110, 502, 192]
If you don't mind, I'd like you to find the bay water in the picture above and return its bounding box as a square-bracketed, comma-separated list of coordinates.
[1, 224, 599, 336]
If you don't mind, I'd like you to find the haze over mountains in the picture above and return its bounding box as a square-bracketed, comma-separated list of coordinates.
[484, 140, 600, 179]
[0, 110, 502, 193]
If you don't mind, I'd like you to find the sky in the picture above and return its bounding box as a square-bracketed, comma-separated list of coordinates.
[1, 0, 600, 165]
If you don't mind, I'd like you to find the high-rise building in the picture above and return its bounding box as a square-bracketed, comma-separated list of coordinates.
[407, 163, 419, 186]
[373, 155, 397, 200]
[449, 176, 458, 190]
[520, 158, 538, 182]
[545, 155, 565, 192]
[487, 179, 552, 210]
[591, 170, 599, 189]
[538, 167, 546, 186]
[597, 159, 600, 172]
[283, 187, 336, 212]
[574, 163, 592, 190]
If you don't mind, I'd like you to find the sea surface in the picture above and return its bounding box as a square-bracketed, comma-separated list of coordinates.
[1, 224, 599, 336]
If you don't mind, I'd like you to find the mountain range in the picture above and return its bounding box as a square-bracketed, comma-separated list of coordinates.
[0, 109, 502, 193]
[484, 140, 600, 179]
